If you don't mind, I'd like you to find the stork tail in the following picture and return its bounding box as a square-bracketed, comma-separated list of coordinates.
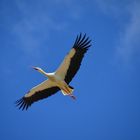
[61, 86, 74, 95]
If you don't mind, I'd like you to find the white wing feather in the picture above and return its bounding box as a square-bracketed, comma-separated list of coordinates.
[55, 48, 76, 80]
[25, 80, 56, 97]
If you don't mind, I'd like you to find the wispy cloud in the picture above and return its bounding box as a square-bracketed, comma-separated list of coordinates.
[117, 2, 140, 62]
[95, 0, 140, 63]
[94, 0, 128, 18]
[12, 1, 65, 59]
[11, 0, 82, 60]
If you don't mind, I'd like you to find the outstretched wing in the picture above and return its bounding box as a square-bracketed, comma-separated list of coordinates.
[16, 80, 60, 110]
[56, 33, 91, 84]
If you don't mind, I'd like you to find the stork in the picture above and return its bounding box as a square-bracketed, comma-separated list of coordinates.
[16, 33, 91, 110]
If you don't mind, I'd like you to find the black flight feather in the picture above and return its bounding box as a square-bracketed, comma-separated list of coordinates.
[64, 33, 91, 84]
[16, 87, 60, 110]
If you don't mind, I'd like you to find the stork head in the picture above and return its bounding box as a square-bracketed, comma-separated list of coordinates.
[32, 66, 42, 71]
[32, 66, 47, 76]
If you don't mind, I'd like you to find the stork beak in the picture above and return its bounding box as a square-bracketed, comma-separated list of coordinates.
[32, 66, 38, 70]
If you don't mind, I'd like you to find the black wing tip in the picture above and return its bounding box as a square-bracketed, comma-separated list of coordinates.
[73, 33, 92, 49]
[15, 97, 31, 111]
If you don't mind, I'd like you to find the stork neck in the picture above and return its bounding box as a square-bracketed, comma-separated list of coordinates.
[39, 69, 49, 77]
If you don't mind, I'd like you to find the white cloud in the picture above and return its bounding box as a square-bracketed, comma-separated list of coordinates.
[95, 0, 140, 62]
[12, 1, 64, 58]
[11, 0, 82, 60]
[117, 2, 140, 62]
[94, 0, 128, 18]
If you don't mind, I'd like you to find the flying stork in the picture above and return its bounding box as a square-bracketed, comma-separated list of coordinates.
[16, 33, 91, 110]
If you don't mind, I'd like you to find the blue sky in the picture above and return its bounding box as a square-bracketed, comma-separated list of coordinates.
[1, 0, 140, 140]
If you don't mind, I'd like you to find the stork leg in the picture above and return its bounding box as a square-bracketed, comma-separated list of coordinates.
[61, 87, 76, 100]
[65, 86, 73, 94]
[61, 88, 69, 95]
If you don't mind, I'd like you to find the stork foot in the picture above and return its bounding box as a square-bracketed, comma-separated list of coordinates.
[69, 94, 76, 100]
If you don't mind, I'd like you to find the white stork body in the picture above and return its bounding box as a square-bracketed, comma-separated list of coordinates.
[29, 68, 74, 96]
[16, 33, 91, 110]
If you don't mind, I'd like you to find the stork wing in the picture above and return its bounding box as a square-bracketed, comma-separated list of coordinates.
[56, 33, 91, 84]
[16, 80, 60, 110]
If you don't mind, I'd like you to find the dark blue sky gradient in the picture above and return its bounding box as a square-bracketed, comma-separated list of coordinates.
[1, 0, 140, 140]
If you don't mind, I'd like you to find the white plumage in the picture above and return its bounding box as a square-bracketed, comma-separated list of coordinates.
[16, 33, 91, 110]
